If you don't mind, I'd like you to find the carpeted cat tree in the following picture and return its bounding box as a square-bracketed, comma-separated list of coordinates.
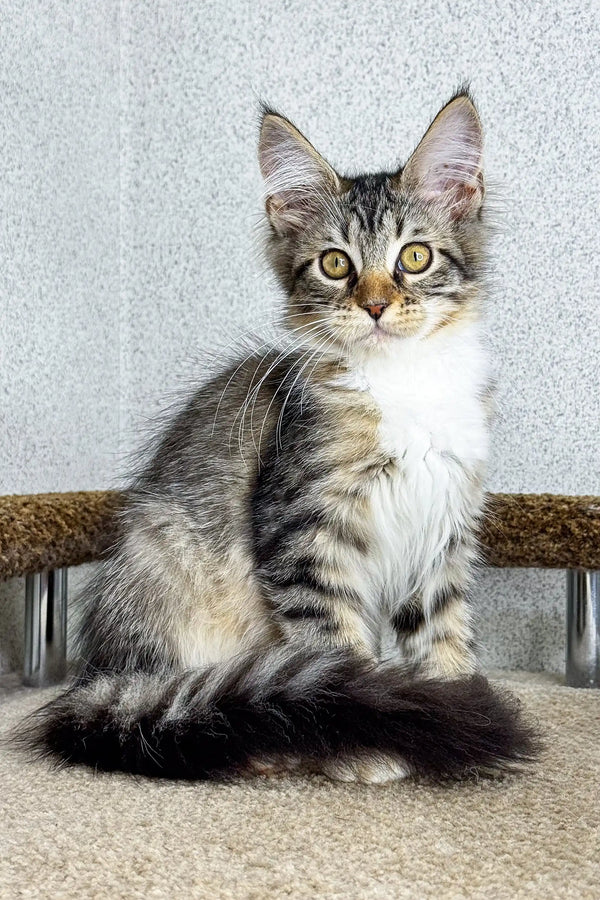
[0, 490, 599, 687]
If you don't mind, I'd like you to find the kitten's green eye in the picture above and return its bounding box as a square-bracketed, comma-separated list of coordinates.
[320, 249, 352, 280]
[398, 243, 432, 274]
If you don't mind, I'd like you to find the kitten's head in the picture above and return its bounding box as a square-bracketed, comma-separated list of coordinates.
[259, 92, 487, 356]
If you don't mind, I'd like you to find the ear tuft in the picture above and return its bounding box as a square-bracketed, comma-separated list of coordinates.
[258, 111, 340, 235]
[400, 94, 484, 220]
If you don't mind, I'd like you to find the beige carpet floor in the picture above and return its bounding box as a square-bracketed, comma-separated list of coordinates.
[1, 672, 599, 900]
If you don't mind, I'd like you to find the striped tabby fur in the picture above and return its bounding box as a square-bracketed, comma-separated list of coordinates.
[19, 92, 538, 782]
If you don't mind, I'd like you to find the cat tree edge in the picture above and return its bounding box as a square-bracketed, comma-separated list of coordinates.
[0, 490, 599, 581]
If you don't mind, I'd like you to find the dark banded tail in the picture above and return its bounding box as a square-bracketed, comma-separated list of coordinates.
[15, 648, 540, 781]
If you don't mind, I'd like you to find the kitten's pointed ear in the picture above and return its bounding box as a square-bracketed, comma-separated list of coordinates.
[259, 110, 341, 235]
[398, 94, 484, 220]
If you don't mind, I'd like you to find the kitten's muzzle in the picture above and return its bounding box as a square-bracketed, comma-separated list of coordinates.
[354, 271, 397, 322]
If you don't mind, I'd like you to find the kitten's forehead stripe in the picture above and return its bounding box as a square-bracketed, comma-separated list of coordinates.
[347, 174, 394, 235]
[339, 218, 350, 245]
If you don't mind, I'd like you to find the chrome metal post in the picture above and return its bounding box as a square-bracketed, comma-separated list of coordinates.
[23, 568, 68, 686]
[566, 569, 600, 688]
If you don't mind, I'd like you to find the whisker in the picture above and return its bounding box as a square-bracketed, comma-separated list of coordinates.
[247, 325, 335, 461]
[227, 321, 333, 461]
[263, 333, 334, 458]
[275, 334, 337, 452]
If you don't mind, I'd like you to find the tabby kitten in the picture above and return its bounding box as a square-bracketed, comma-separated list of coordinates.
[24, 92, 537, 783]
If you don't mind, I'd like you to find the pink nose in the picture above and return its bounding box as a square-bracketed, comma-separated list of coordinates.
[365, 303, 387, 321]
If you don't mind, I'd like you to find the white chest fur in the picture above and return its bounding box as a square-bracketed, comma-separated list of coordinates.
[346, 325, 490, 609]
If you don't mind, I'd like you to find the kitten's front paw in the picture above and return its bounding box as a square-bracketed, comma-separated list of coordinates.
[321, 755, 410, 784]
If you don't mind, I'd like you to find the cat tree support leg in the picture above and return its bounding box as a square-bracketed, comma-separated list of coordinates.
[566, 569, 599, 688]
[23, 569, 68, 686]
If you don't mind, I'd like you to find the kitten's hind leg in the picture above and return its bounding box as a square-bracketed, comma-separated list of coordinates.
[245, 753, 410, 784]
[320, 755, 411, 784]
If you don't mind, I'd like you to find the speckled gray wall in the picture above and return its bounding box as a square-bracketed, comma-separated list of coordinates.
[1, 0, 598, 675]
[1, 1, 120, 495]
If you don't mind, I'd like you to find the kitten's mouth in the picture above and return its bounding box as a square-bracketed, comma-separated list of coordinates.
[365, 324, 394, 346]
[366, 320, 420, 344]
[372, 322, 389, 335]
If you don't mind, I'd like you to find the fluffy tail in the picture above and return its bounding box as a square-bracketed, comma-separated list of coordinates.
[16, 648, 540, 781]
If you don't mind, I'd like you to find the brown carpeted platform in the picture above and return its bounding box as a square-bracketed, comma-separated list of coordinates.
[481, 492, 600, 569]
[1, 491, 600, 580]
[0, 491, 123, 580]
[1, 673, 598, 899]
